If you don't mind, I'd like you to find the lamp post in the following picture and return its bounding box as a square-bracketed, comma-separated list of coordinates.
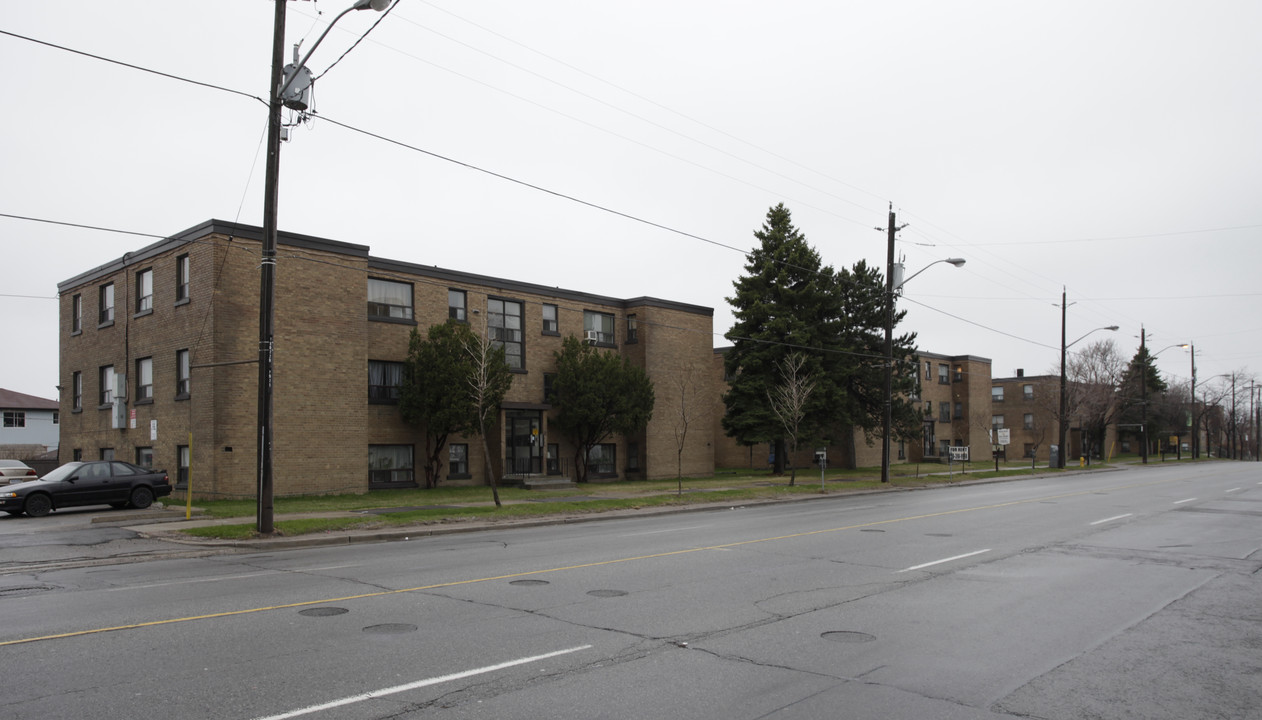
[879, 220, 964, 484]
[1056, 289, 1116, 469]
[256, 0, 390, 534]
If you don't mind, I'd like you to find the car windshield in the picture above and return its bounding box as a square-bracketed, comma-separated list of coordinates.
[39, 463, 83, 483]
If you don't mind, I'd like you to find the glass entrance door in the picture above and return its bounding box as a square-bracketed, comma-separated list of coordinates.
[505, 411, 543, 475]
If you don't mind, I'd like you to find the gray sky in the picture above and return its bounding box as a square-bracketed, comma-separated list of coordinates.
[3, 1, 1260, 402]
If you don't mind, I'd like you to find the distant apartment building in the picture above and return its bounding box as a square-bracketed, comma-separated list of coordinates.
[57, 220, 716, 498]
[712, 350, 994, 469]
[0, 388, 60, 452]
[990, 370, 1118, 463]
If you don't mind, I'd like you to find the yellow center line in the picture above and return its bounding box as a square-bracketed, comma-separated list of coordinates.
[1, 475, 1176, 647]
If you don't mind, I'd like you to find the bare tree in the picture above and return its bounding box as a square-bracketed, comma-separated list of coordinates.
[1067, 339, 1125, 463]
[463, 332, 513, 508]
[672, 362, 701, 495]
[767, 352, 817, 487]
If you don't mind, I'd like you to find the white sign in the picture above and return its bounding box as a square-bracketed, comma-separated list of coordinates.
[150, 420, 158, 441]
[949, 446, 969, 461]
[997, 428, 1011, 445]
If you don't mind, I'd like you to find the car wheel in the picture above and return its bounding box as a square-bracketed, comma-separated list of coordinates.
[129, 486, 155, 510]
[109, 502, 129, 509]
[24, 493, 53, 518]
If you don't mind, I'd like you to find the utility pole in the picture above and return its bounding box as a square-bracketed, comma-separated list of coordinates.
[1057, 289, 1068, 469]
[255, 0, 288, 535]
[880, 204, 898, 483]
[1140, 327, 1148, 464]
[1190, 344, 1197, 459]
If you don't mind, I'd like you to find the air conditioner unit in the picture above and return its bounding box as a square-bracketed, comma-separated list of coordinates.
[584, 330, 599, 344]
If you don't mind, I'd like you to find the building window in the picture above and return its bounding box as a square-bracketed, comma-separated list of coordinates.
[924, 400, 932, 416]
[954, 402, 962, 420]
[368, 360, 404, 403]
[627, 441, 640, 471]
[587, 443, 616, 476]
[72, 294, 82, 333]
[992, 386, 1004, 402]
[583, 311, 615, 345]
[1024, 413, 1034, 430]
[73, 448, 82, 462]
[925, 360, 931, 379]
[992, 415, 1005, 430]
[542, 304, 558, 335]
[1024, 443, 1035, 458]
[488, 298, 524, 370]
[1023, 384, 1034, 401]
[135, 357, 153, 402]
[135, 447, 154, 468]
[99, 365, 115, 407]
[3, 411, 25, 428]
[176, 349, 190, 398]
[135, 268, 153, 314]
[543, 373, 557, 404]
[626, 314, 638, 343]
[448, 289, 466, 321]
[369, 445, 415, 487]
[448, 443, 469, 477]
[175, 254, 190, 303]
[52, 411, 59, 425]
[938, 439, 951, 457]
[72, 371, 82, 411]
[367, 278, 413, 320]
[177, 445, 190, 488]
[938, 363, 949, 385]
[939, 402, 951, 423]
[100, 448, 115, 461]
[99, 283, 114, 325]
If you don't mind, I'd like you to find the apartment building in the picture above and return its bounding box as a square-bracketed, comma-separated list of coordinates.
[712, 350, 994, 470]
[57, 220, 716, 498]
[990, 370, 1119, 463]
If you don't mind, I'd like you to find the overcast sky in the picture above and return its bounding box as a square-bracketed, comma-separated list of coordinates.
[3, 1, 1260, 403]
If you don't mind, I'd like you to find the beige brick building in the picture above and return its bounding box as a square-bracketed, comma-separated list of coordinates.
[57, 220, 716, 498]
[991, 371, 1119, 464]
[712, 349, 994, 470]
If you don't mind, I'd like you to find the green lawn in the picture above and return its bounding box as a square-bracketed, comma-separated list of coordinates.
[169, 460, 1088, 540]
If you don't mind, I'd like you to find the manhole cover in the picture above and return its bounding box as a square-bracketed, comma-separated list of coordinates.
[299, 607, 349, 617]
[860, 528, 885, 533]
[363, 623, 418, 634]
[510, 579, 549, 586]
[587, 589, 627, 598]
[821, 631, 876, 644]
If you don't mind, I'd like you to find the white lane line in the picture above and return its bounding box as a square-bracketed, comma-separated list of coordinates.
[1173, 497, 1198, 505]
[1090, 513, 1133, 526]
[1226, 488, 1241, 493]
[107, 571, 275, 591]
[897, 549, 990, 573]
[252, 645, 593, 720]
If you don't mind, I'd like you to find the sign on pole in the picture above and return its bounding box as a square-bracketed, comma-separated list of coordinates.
[997, 428, 1011, 446]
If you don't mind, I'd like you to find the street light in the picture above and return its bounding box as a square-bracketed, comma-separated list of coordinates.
[1056, 290, 1116, 469]
[256, 0, 391, 534]
[880, 231, 965, 483]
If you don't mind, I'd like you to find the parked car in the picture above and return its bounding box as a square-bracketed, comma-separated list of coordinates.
[0, 459, 39, 484]
[0, 461, 172, 517]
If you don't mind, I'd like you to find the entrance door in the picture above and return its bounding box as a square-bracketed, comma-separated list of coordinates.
[505, 411, 543, 475]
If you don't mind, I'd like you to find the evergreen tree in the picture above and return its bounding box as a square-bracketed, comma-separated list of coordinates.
[1118, 342, 1168, 428]
[723, 204, 842, 472]
[552, 336, 655, 483]
[722, 204, 920, 471]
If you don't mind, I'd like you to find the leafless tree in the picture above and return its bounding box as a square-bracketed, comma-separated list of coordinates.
[672, 362, 701, 495]
[463, 332, 512, 508]
[1066, 339, 1125, 463]
[767, 352, 816, 487]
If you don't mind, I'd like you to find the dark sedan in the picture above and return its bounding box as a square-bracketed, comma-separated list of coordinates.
[0, 461, 172, 517]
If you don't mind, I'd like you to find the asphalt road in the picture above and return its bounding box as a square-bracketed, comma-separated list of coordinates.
[1, 463, 1259, 719]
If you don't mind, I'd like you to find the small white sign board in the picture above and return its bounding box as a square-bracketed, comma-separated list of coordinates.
[997, 428, 1011, 446]
[949, 446, 970, 462]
